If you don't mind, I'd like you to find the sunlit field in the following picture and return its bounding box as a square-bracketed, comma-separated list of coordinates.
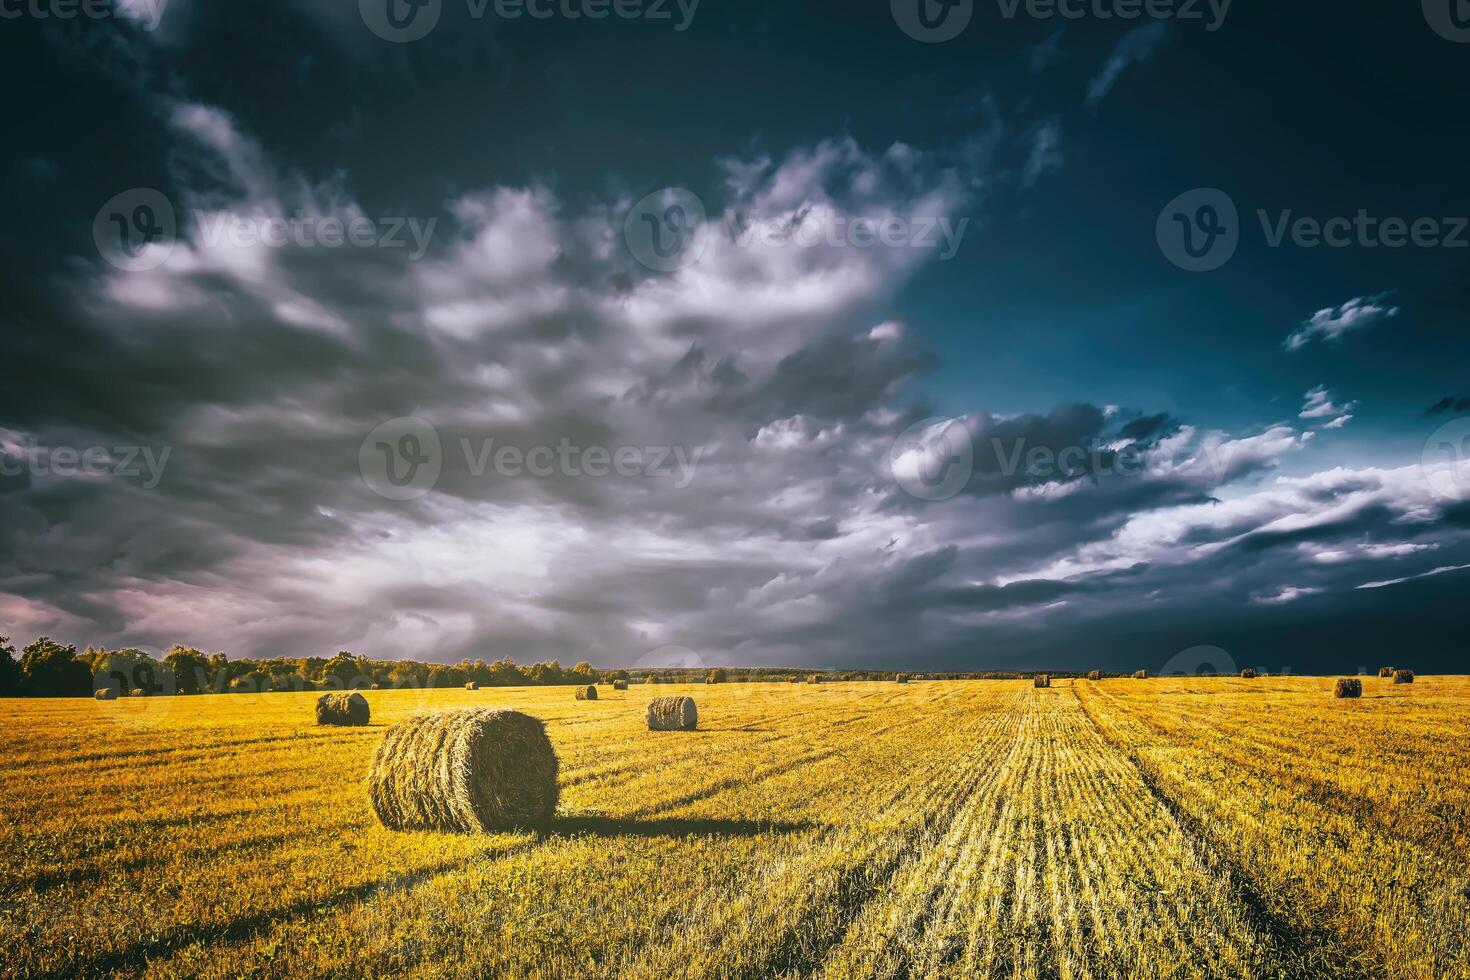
[3, 677, 1468, 979]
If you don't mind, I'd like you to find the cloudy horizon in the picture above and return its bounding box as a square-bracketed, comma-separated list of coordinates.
[2, 1, 1468, 673]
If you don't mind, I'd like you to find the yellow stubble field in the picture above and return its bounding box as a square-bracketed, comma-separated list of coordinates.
[2, 676, 1467, 979]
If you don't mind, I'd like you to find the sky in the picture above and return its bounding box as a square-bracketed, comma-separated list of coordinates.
[1, 0, 1468, 673]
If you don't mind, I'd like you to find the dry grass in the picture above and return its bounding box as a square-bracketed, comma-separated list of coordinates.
[4, 679, 1467, 978]
[367, 708, 558, 833]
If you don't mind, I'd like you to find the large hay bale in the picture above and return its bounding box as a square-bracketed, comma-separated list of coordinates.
[1034, 674, 1051, 689]
[1393, 669, 1415, 685]
[368, 708, 558, 833]
[1378, 666, 1394, 678]
[130, 688, 145, 697]
[894, 673, 908, 684]
[806, 675, 821, 685]
[646, 696, 697, 731]
[1087, 670, 1101, 681]
[465, 681, 479, 691]
[1133, 670, 1148, 679]
[574, 685, 598, 701]
[1335, 678, 1363, 699]
[612, 679, 629, 691]
[94, 688, 117, 701]
[1240, 668, 1257, 679]
[316, 692, 370, 726]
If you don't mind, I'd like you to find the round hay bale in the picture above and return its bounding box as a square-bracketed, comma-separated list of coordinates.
[1335, 678, 1363, 699]
[94, 688, 117, 701]
[371, 683, 383, 690]
[574, 685, 598, 701]
[806, 675, 821, 685]
[368, 708, 558, 833]
[1378, 666, 1394, 678]
[317, 692, 370, 726]
[1393, 669, 1414, 685]
[611, 679, 629, 691]
[1240, 668, 1257, 679]
[646, 696, 697, 731]
[1034, 674, 1051, 689]
[789, 676, 802, 683]
[1132, 670, 1148, 679]
[465, 681, 479, 691]
[1087, 670, 1102, 681]
[130, 688, 145, 697]
[894, 673, 909, 684]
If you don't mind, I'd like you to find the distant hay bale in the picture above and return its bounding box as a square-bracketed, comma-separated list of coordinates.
[1378, 666, 1394, 678]
[371, 684, 382, 690]
[912, 674, 925, 681]
[130, 688, 145, 697]
[1087, 671, 1101, 681]
[465, 682, 479, 691]
[646, 696, 698, 731]
[574, 685, 598, 701]
[1393, 669, 1415, 685]
[1034, 675, 1051, 689]
[94, 688, 117, 701]
[1335, 678, 1363, 699]
[806, 675, 821, 685]
[1240, 668, 1257, 679]
[368, 708, 558, 833]
[612, 679, 628, 691]
[895, 673, 908, 684]
[316, 692, 370, 726]
[789, 676, 801, 683]
[1133, 670, 1148, 679]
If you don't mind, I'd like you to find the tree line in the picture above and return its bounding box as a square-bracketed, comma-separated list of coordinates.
[0, 633, 1047, 698]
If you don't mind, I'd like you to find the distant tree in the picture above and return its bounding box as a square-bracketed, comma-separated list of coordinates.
[486, 657, 525, 686]
[571, 661, 596, 679]
[163, 646, 212, 695]
[0, 635, 19, 696]
[19, 637, 91, 697]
